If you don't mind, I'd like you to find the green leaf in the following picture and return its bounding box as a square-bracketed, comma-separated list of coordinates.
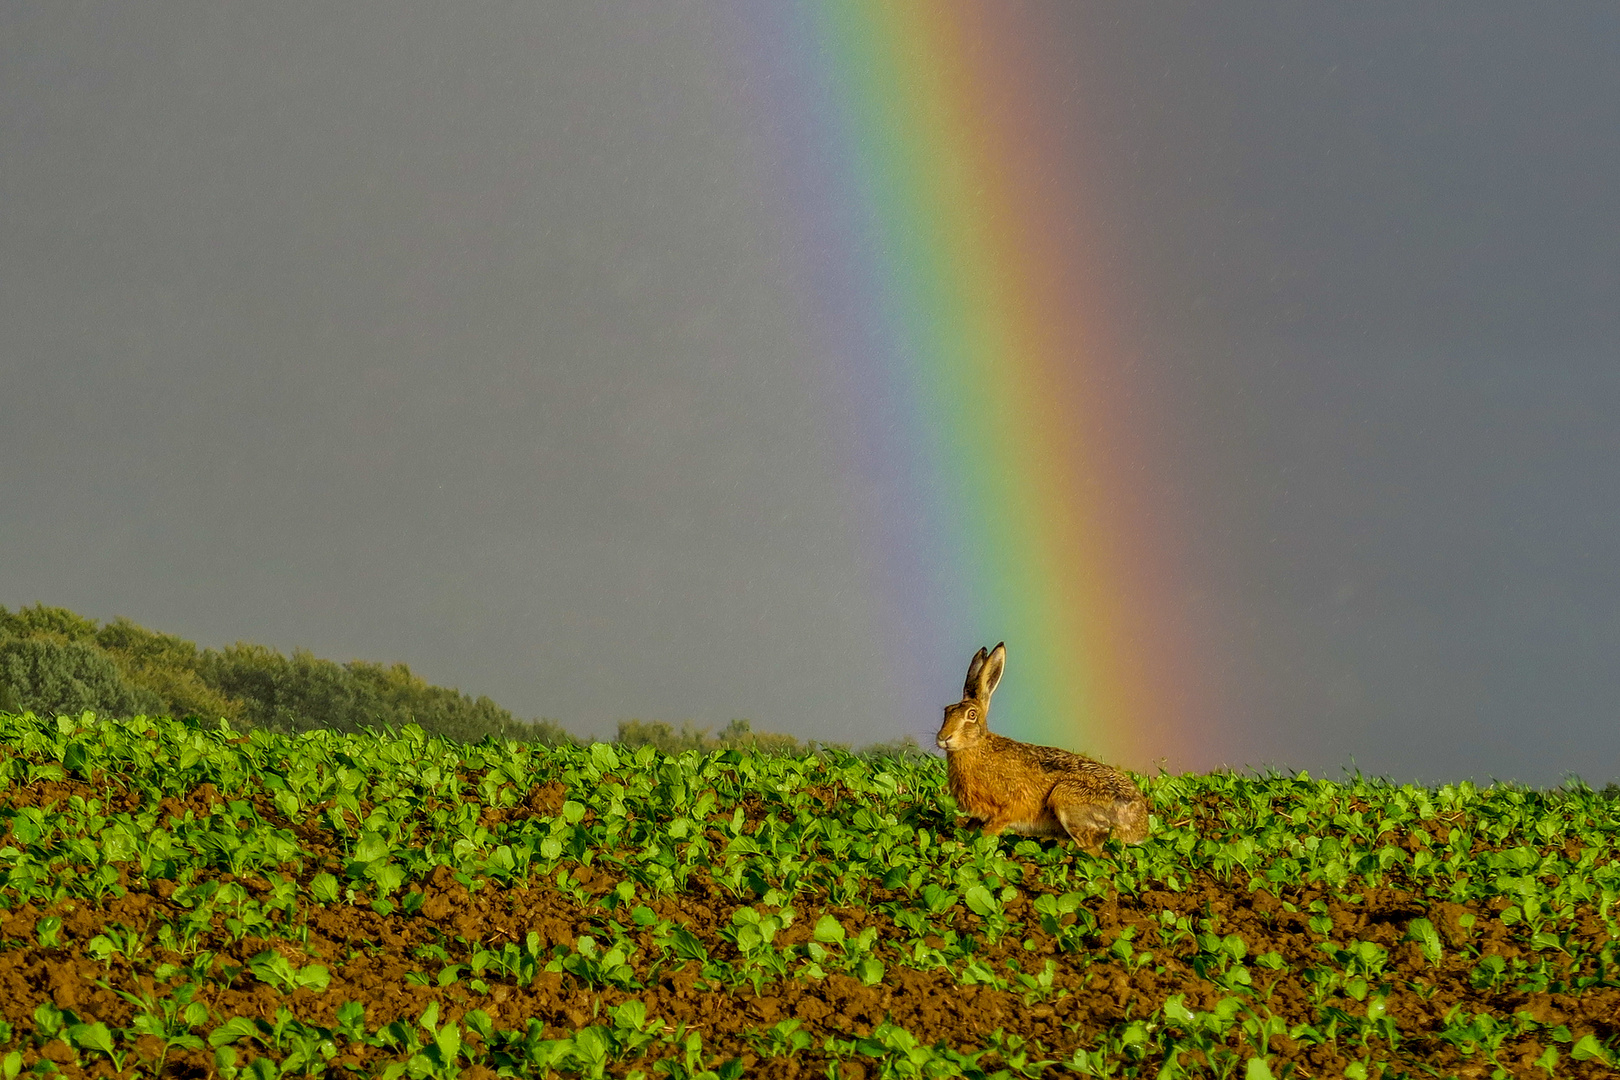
[463, 1009, 495, 1041]
[1245, 1057, 1276, 1080]
[62, 743, 90, 777]
[368, 861, 406, 896]
[353, 831, 389, 863]
[32, 1003, 63, 1038]
[298, 964, 331, 991]
[309, 873, 339, 903]
[562, 800, 586, 824]
[434, 1022, 461, 1065]
[612, 1000, 648, 1031]
[209, 1017, 258, 1047]
[965, 885, 1000, 917]
[248, 949, 296, 988]
[335, 1000, 367, 1038]
[1406, 917, 1443, 965]
[921, 883, 958, 914]
[812, 915, 845, 944]
[1572, 1034, 1613, 1064]
[65, 1022, 114, 1056]
[590, 742, 620, 774]
[1162, 996, 1197, 1026]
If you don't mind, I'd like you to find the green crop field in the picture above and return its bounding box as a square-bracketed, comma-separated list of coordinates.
[0, 712, 1616, 1079]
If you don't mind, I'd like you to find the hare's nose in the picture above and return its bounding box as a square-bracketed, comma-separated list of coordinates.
[935, 736, 949, 749]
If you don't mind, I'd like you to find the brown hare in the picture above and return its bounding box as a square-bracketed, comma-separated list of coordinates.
[936, 642, 1149, 854]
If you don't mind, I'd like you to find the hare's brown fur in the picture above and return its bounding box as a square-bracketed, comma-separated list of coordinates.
[937, 643, 1148, 854]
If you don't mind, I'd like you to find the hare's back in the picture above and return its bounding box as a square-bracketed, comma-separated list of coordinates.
[1018, 740, 1142, 801]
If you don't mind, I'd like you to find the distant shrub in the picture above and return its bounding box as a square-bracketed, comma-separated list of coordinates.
[616, 718, 806, 754]
[614, 718, 925, 758]
[502, 717, 576, 747]
[857, 734, 931, 760]
[617, 719, 720, 754]
[0, 635, 163, 719]
[344, 658, 568, 745]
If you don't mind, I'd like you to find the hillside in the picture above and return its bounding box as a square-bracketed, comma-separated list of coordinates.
[0, 604, 569, 746]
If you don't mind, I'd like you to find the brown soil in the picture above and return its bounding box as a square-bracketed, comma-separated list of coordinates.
[0, 779, 1616, 1078]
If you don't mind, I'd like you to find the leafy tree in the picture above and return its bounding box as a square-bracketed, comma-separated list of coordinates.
[95, 617, 241, 722]
[0, 603, 100, 643]
[345, 659, 570, 744]
[197, 642, 572, 744]
[197, 644, 372, 734]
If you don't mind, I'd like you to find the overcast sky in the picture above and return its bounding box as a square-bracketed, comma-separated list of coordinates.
[3, 3, 1617, 785]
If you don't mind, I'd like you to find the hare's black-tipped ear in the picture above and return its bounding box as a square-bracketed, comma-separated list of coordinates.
[980, 642, 1007, 702]
[963, 647, 989, 699]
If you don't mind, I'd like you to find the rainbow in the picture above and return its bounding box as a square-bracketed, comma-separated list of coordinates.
[730, 3, 1206, 770]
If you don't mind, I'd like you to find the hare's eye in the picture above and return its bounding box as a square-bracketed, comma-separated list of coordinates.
[965, 707, 978, 722]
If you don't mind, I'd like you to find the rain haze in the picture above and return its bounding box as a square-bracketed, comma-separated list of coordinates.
[3, 3, 1617, 786]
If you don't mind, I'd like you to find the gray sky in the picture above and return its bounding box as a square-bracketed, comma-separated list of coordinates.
[3, 3, 1617, 784]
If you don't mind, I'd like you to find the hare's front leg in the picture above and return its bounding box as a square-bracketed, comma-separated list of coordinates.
[975, 812, 1017, 837]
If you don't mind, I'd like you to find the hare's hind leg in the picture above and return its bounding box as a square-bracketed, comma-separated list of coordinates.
[1050, 783, 1149, 853]
[1111, 795, 1150, 845]
[1047, 781, 1116, 855]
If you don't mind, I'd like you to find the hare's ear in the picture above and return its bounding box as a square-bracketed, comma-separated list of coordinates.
[963, 647, 989, 699]
[979, 642, 1007, 703]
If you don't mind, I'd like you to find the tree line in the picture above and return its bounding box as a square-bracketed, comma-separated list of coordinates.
[0, 604, 926, 756]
